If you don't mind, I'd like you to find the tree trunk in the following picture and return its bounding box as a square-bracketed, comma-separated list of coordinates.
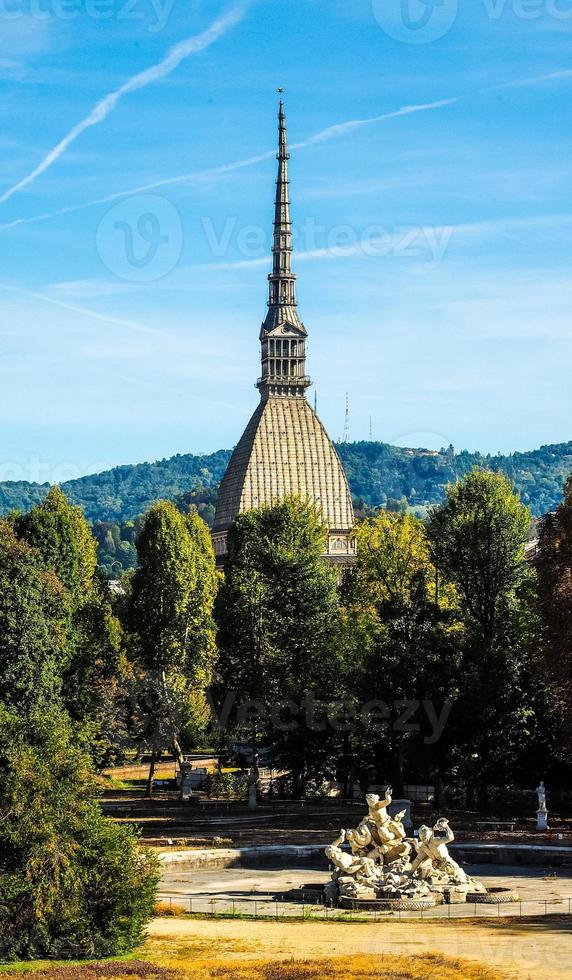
[393, 735, 405, 797]
[161, 669, 184, 768]
[249, 728, 259, 808]
[341, 733, 349, 799]
[292, 768, 304, 800]
[434, 768, 447, 809]
[144, 756, 156, 799]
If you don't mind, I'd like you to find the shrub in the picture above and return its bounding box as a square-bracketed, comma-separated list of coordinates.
[0, 705, 160, 960]
[205, 771, 247, 800]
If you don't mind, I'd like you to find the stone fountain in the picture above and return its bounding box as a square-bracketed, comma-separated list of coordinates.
[323, 788, 518, 910]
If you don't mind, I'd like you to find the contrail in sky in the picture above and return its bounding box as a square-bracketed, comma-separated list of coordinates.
[291, 98, 460, 149]
[499, 68, 572, 88]
[3, 67, 568, 231]
[0, 281, 171, 338]
[0, 4, 248, 207]
[0, 98, 459, 230]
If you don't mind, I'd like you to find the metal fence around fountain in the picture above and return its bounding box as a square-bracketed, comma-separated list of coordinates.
[157, 892, 572, 922]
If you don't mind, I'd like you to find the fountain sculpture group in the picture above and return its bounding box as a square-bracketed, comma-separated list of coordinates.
[324, 789, 488, 909]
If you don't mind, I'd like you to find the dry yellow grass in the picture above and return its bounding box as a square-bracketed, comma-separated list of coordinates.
[145, 952, 505, 979]
[1, 954, 505, 980]
[153, 903, 188, 918]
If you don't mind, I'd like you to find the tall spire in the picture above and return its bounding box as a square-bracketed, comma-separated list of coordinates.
[258, 98, 310, 400]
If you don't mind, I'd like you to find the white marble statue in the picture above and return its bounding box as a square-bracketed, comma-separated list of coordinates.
[536, 781, 549, 830]
[324, 798, 486, 906]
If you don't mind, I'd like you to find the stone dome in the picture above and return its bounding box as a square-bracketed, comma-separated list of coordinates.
[213, 395, 354, 539]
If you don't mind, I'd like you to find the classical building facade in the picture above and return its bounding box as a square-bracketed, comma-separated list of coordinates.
[212, 101, 355, 567]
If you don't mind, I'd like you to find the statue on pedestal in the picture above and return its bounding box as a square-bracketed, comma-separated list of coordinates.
[536, 781, 549, 830]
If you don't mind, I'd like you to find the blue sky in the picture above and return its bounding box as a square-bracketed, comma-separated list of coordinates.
[0, 0, 571, 482]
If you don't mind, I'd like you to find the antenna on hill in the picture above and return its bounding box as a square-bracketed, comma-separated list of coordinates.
[369, 415, 373, 441]
[341, 393, 350, 444]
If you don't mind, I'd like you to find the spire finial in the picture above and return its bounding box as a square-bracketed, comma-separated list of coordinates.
[257, 98, 309, 399]
[277, 93, 289, 162]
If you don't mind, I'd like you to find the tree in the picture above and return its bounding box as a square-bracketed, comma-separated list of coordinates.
[129, 501, 217, 793]
[428, 469, 531, 643]
[344, 510, 461, 799]
[0, 704, 159, 960]
[0, 519, 70, 713]
[536, 475, 572, 752]
[14, 488, 122, 760]
[427, 470, 541, 802]
[182, 509, 219, 745]
[216, 498, 343, 799]
[15, 486, 97, 609]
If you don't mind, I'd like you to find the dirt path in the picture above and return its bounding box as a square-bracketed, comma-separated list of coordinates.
[146, 915, 572, 979]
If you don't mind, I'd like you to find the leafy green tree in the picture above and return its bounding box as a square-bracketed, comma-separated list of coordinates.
[15, 486, 97, 608]
[0, 703, 159, 960]
[427, 470, 541, 802]
[536, 475, 572, 752]
[216, 498, 343, 799]
[344, 511, 461, 799]
[0, 519, 70, 713]
[129, 501, 217, 792]
[428, 469, 531, 643]
[182, 509, 219, 745]
[14, 488, 122, 760]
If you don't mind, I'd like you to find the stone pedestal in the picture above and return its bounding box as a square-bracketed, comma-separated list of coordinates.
[389, 799, 413, 829]
[180, 762, 194, 801]
[537, 808, 549, 831]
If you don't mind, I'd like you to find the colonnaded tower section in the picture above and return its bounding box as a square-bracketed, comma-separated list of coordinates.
[212, 100, 355, 567]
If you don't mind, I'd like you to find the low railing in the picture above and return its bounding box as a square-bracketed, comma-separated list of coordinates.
[156, 892, 572, 922]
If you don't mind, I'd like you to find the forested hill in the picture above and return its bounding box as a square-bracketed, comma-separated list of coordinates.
[1, 439, 572, 525]
[0, 449, 232, 522]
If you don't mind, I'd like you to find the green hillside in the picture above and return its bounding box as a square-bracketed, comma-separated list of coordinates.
[2, 438, 572, 573]
[0, 449, 231, 522]
[335, 441, 572, 517]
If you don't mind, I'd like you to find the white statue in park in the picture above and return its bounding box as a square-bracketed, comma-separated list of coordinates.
[324, 795, 486, 906]
[536, 781, 549, 830]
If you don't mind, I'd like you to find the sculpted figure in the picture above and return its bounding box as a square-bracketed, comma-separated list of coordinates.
[384, 809, 412, 865]
[410, 825, 437, 880]
[366, 788, 392, 828]
[410, 819, 467, 883]
[351, 789, 396, 860]
[537, 781, 547, 810]
[346, 823, 373, 855]
[325, 832, 380, 886]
